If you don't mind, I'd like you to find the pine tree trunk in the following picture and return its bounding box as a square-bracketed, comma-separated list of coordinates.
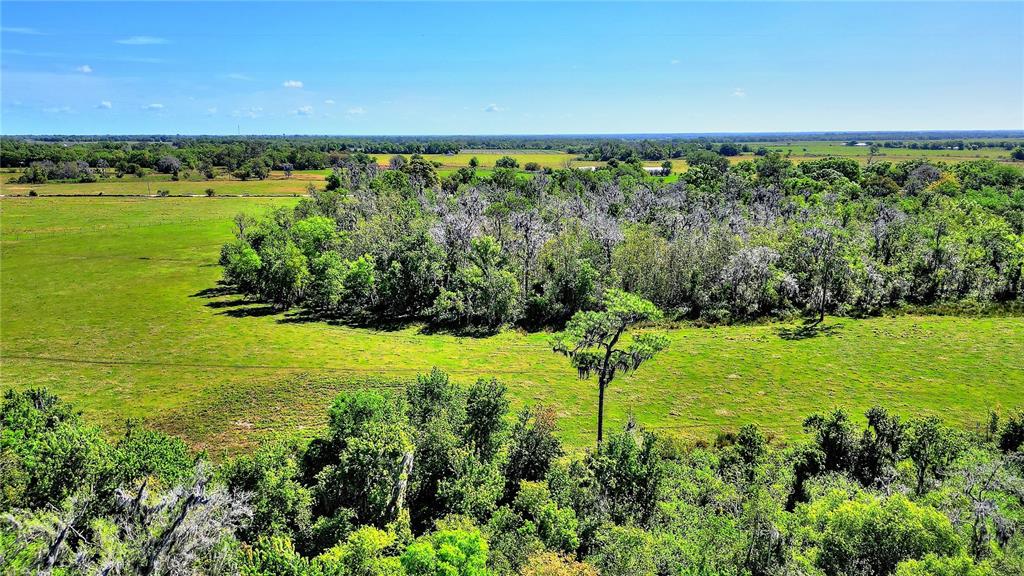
[597, 377, 606, 451]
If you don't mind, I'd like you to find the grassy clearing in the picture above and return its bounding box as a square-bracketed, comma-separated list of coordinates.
[1, 171, 317, 197]
[2, 196, 1021, 456]
[373, 151, 583, 169]
[742, 141, 1016, 164]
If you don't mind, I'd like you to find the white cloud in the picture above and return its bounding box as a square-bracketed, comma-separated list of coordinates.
[2, 27, 44, 35]
[43, 106, 73, 114]
[293, 105, 314, 116]
[227, 72, 252, 81]
[346, 106, 366, 115]
[483, 103, 504, 113]
[142, 103, 164, 111]
[733, 88, 746, 98]
[207, 107, 218, 115]
[282, 80, 303, 89]
[670, 59, 680, 65]
[232, 106, 263, 119]
[324, 99, 336, 105]
[76, 64, 93, 73]
[116, 36, 168, 45]
[97, 100, 112, 109]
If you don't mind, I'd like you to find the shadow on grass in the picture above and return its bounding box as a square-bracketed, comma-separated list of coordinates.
[204, 298, 252, 310]
[417, 323, 502, 338]
[217, 305, 279, 318]
[190, 283, 280, 318]
[777, 319, 844, 341]
[190, 282, 236, 299]
[194, 282, 502, 337]
[275, 308, 418, 331]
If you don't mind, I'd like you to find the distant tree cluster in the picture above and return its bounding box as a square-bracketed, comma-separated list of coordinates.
[3, 383, 1023, 575]
[14, 159, 100, 183]
[6, 134, 1022, 174]
[221, 151, 1024, 331]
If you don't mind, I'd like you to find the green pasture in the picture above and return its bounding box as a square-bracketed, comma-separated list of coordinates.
[741, 140, 1016, 164]
[1, 171, 317, 197]
[374, 151, 583, 169]
[2, 196, 1021, 456]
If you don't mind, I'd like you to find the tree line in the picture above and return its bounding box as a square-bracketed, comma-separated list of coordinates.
[219, 150, 1024, 332]
[2, 381, 1022, 575]
[5, 133, 1022, 176]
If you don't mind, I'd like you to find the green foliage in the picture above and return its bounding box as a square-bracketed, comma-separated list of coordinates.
[494, 156, 520, 169]
[997, 410, 1024, 453]
[223, 440, 312, 543]
[114, 419, 194, 486]
[212, 146, 1023, 333]
[504, 407, 563, 501]
[585, 429, 664, 526]
[800, 491, 961, 576]
[258, 234, 311, 308]
[905, 416, 963, 495]
[589, 524, 655, 576]
[0, 388, 109, 510]
[895, 554, 995, 576]
[311, 391, 413, 530]
[3, 386, 1024, 576]
[464, 378, 510, 462]
[326, 171, 343, 191]
[551, 289, 668, 445]
[401, 528, 491, 576]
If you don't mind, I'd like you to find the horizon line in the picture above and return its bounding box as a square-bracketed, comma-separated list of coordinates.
[6, 129, 1024, 139]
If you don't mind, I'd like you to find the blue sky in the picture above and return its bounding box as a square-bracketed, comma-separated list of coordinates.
[1, 1, 1021, 135]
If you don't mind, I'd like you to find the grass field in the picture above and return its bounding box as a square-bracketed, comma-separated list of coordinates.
[3, 196, 1022, 456]
[0, 171, 318, 197]
[744, 140, 1016, 165]
[377, 151, 580, 170]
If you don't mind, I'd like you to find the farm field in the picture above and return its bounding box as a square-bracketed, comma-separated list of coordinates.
[3, 195, 1022, 456]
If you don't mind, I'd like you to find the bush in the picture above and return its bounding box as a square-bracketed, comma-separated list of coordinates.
[401, 528, 490, 576]
[495, 156, 519, 169]
[803, 491, 961, 576]
[894, 554, 994, 576]
[998, 410, 1024, 453]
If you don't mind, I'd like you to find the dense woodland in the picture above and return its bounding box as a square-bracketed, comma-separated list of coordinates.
[2, 382, 1022, 575]
[216, 150, 1024, 331]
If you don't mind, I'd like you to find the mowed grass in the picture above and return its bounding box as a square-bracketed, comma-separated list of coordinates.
[2, 196, 1022, 456]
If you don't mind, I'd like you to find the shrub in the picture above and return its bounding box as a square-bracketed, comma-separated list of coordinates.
[495, 156, 519, 169]
[998, 410, 1024, 453]
[894, 554, 994, 576]
[803, 491, 961, 576]
[401, 528, 490, 576]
